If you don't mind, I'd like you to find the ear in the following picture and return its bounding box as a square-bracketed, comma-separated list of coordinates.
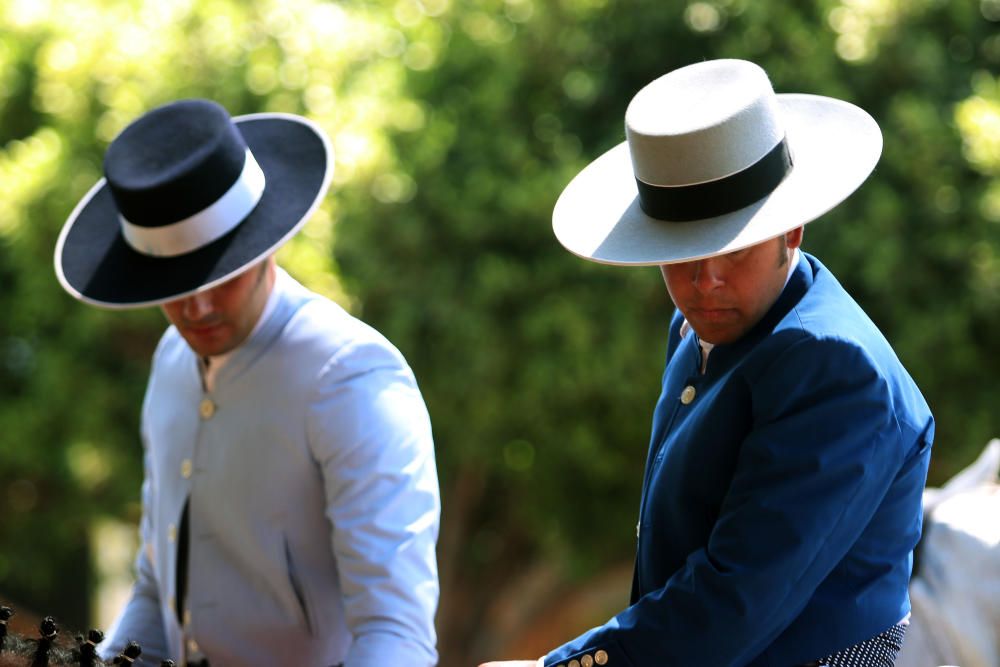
[785, 226, 804, 250]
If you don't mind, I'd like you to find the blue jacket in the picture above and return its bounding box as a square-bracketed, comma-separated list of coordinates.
[546, 253, 933, 667]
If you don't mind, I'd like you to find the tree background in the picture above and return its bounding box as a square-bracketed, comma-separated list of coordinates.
[1, 0, 998, 664]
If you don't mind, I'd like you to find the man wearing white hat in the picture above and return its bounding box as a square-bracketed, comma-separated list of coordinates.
[484, 60, 933, 666]
[54, 100, 440, 666]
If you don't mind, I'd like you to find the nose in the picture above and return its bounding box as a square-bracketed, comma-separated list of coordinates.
[181, 291, 214, 321]
[691, 257, 725, 292]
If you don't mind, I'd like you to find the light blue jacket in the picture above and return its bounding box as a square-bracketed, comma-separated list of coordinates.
[546, 253, 933, 666]
[101, 271, 440, 666]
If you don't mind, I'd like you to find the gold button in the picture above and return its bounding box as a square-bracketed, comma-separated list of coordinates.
[199, 398, 215, 419]
[680, 385, 696, 404]
[187, 638, 199, 653]
[168, 524, 177, 542]
[569, 661, 580, 667]
[581, 656, 594, 667]
[183, 609, 191, 626]
[595, 650, 609, 665]
[181, 459, 193, 479]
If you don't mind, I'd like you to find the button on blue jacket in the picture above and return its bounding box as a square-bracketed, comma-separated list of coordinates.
[546, 253, 933, 667]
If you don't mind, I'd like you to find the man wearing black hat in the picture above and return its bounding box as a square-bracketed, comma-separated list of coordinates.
[55, 100, 440, 666]
[484, 59, 933, 666]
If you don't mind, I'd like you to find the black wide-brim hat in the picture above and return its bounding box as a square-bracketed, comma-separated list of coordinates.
[54, 99, 333, 308]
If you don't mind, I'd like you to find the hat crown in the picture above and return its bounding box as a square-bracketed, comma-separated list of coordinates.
[625, 59, 784, 187]
[104, 99, 249, 228]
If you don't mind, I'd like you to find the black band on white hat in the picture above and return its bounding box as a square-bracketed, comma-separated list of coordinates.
[635, 138, 792, 222]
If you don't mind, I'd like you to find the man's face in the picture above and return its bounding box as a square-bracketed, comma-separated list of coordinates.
[660, 227, 803, 345]
[160, 257, 275, 357]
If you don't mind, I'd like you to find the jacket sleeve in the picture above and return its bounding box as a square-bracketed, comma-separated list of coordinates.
[98, 441, 171, 666]
[306, 337, 441, 667]
[545, 336, 911, 666]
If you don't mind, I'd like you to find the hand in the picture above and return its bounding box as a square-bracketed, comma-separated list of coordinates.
[478, 660, 544, 667]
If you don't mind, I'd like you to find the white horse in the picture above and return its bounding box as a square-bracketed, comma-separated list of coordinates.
[897, 439, 1000, 667]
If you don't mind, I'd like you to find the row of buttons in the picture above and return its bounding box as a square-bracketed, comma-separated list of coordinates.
[554, 649, 609, 667]
[171, 398, 213, 659]
[166, 400, 206, 546]
[177, 399, 215, 484]
[173, 399, 215, 522]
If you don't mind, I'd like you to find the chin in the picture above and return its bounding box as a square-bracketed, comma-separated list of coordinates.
[182, 336, 230, 358]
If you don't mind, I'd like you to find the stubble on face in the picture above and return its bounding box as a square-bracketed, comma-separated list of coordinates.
[776, 237, 789, 268]
[660, 232, 799, 346]
[160, 257, 275, 357]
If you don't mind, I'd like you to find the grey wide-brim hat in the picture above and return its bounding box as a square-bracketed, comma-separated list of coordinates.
[54, 99, 333, 309]
[552, 59, 882, 265]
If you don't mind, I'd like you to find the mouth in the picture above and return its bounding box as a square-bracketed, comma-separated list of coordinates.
[689, 307, 738, 323]
[185, 322, 224, 337]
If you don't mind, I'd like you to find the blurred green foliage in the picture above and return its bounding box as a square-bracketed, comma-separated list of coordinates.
[1, 0, 999, 662]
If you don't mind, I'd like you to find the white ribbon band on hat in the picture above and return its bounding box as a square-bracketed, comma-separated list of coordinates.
[119, 149, 266, 258]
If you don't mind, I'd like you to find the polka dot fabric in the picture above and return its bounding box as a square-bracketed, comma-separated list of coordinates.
[802, 623, 908, 667]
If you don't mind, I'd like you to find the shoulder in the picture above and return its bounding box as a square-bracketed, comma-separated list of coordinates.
[742, 265, 930, 434]
[790, 258, 912, 379]
[747, 312, 891, 406]
[150, 324, 191, 370]
[740, 255, 892, 373]
[734, 260, 887, 392]
[282, 292, 412, 382]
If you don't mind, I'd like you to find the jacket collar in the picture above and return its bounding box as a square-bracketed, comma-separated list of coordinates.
[701, 251, 815, 374]
[205, 268, 314, 391]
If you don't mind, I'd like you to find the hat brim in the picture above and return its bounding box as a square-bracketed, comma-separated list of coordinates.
[552, 94, 882, 266]
[54, 112, 333, 309]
